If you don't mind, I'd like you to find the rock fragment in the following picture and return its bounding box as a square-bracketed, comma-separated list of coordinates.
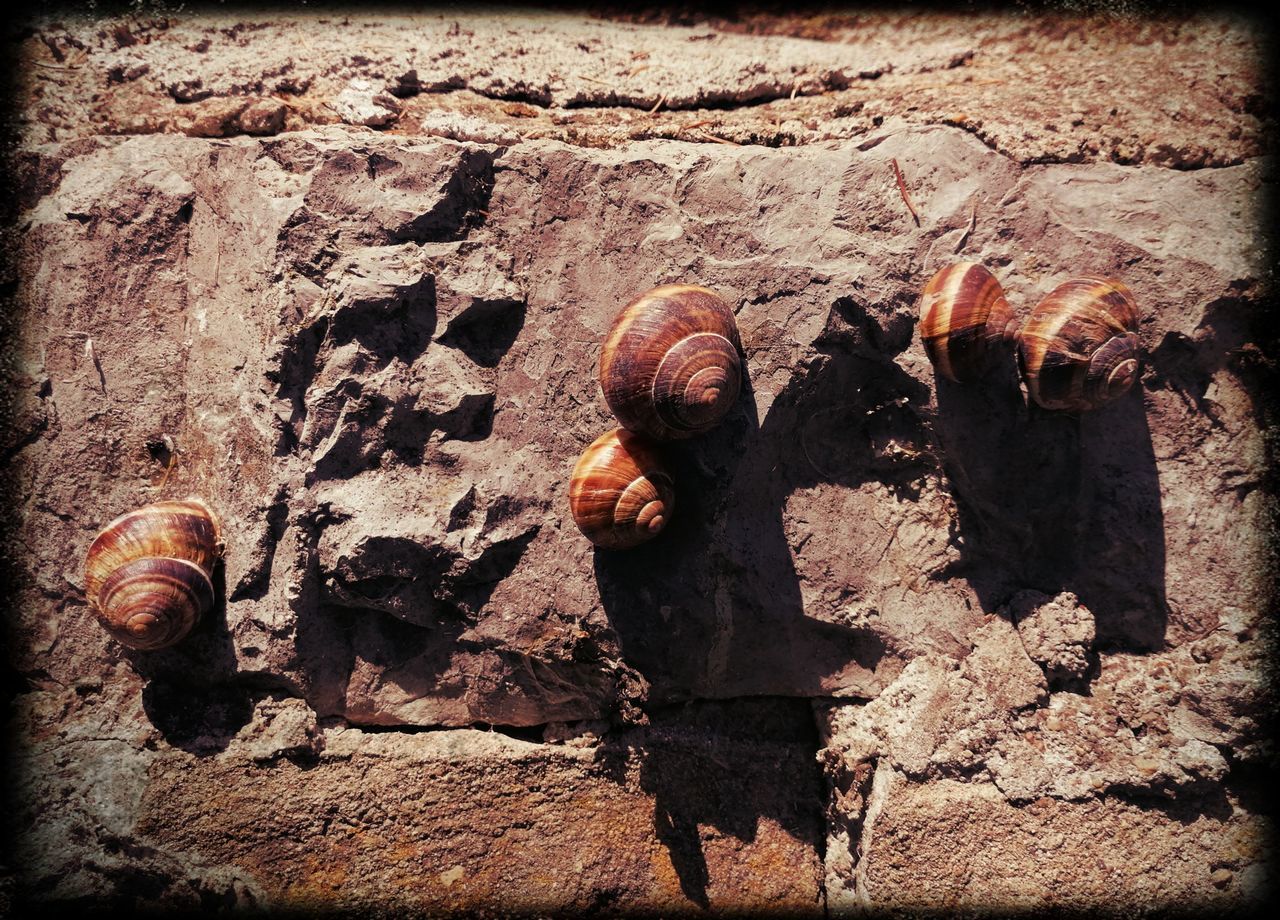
[238, 98, 288, 135]
[228, 696, 321, 763]
[1008, 589, 1096, 685]
[416, 111, 520, 146]
[329, 79, 402, 127]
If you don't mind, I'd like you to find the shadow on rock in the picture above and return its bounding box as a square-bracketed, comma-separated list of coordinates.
[593, 297, 932, 702]
[292, 517, 614, 727]
[131, 565, 255, 755]
[933, 369, 1167, 651]
[590, 297, 934, 904]
[591, 698, 824, 909]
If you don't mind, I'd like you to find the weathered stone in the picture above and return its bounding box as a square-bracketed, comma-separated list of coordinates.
[237, 98, 288, 136]
[852, 775, 1269, 911]
[1008, 589, 1096, 685]
[5, 9, 1273, 916]
[17, 12, 1269, 164]
[816, 617, 1047, 782]
[128, 703, 824, 915]
[329, 79, 401, 128]
[816, 610, 1272, 906]
[417, 111, 522, 146]
[227, 695, 320, 763]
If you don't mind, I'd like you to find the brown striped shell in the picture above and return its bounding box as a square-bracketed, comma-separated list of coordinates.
[84, 499, 223, 650]
[568, 429, 675, 550]
[599, 284, 743, 440]
[1018, 277, 1141, 412]
[918, 262, 1020, 383]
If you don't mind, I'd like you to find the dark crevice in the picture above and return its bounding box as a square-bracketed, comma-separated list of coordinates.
[0, 406, 50, 469]
[437, 297, 528, 368]
[305, 694, 830, 744]
[266, 315, 329, 456]
[556, 80, 860, 113]
[319, 527, 541, 626]
[1100, 782, 1236, 824]
[228, 485, 291, 603]
[339, 718, 548, 745]
[392, 147, 497, 244]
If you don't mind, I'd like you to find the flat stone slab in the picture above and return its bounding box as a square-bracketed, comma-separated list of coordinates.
[12, 695, 825, 914]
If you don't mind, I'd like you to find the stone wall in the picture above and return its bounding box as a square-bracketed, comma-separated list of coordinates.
[3, 8, 1273, 914]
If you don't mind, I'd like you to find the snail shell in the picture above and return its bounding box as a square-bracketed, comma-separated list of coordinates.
[918, 261, 1020, 383]
[1018, 277, 1141, 412]
[599, 284, 743, 440]
[84, 499, 223, 650]
[569, 429, 675, 550]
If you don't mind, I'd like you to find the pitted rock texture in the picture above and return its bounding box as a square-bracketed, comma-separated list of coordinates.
[4, 7, 1275, 916]
[10, 689, 823, 913]
[830, 773, 1269, 912]
[1008, 589, 1095, 685]
[15, 10, 1271, 164]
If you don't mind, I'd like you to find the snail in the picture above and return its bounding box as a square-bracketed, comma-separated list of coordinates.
[917, 261, 1020, 383]
[599, 284, 743, 440]
[1018, 277, 1141, 412]
[569, 428, 675, 549]
[84, 499, 223, 650]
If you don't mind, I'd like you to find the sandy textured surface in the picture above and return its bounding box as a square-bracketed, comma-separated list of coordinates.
[16, 9, 1268, 165]
[2, 5, 1275, 915]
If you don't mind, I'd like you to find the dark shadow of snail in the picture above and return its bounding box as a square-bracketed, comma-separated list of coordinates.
[590, 698, 825, 911]
[130, 564, 256, 755]
[591, 297, 932, 905]
[932, 354, 1168, 653]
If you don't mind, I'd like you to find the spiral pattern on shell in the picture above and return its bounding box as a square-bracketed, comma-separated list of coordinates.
[84, 499, 223, 650]
[1018, 277, 1141, 412]
[918, 261, 1019, 383]
[568, 429, 675, 550]
[599, 284, 743, 440]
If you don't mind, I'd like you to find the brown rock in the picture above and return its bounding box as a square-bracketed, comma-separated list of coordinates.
[176, 97, 248, 137]
[128, 703, 824, 915]
[855, 777, 1268, 910]
[1008, 590, 1096, 685]
[6, 10, 1273, 915]
[17, 12, 1270, 161]
[237, 98, 287, 136]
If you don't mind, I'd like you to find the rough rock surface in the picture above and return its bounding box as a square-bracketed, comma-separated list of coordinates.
[15, 10, 1271, 164]
[1008, 589, 1096, 685]
[11, 691, 823, 914]
[3, 7, 1275, 916]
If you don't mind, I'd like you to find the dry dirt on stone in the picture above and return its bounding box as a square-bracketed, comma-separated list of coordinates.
[2, 6, 1276, 916]
[14, 9, 1273, 163]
